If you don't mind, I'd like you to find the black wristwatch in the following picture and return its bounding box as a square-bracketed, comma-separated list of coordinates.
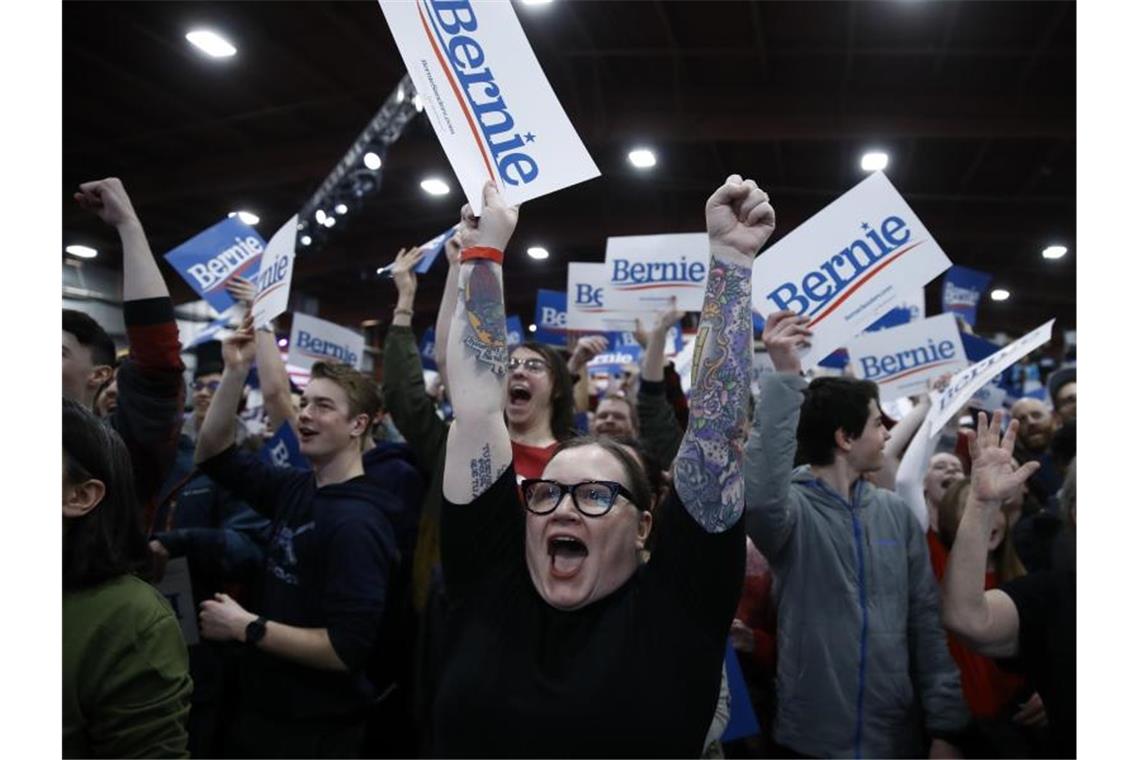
[244, 616, 267, 647]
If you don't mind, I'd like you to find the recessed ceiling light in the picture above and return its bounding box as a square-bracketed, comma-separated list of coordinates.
[277, 338, 288, 348]
[412, 94, 424, 112]
[334, 203, 348, 215]
[990, 288, 1011, 302]
[323, 216, 336, 228]
[300, 235, 312, 246]
[529, 323, 537, 332]
[314, 209, 327, 225]
[421, 178, 450, 196]
[227, 210, 259, 225]
[185, 30, 237, 58]
[363, 152, 382, 171]
[628, 148, 656, 169]
[1042, 245, 1068, 259]
[860, 151, 889, 172]
[521, 0, 553, 5]
[527, 246, 550, 260]
[65, 244, 97, 259]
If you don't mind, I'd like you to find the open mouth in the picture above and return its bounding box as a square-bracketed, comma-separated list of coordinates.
[508, 384, 533, 407]
[548, 535, 588, 579]
[298, 426, 317, 443]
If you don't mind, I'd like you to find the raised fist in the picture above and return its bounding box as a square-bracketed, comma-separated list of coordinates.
[74, 177, 140, 229]
[705, 174, 775, 259]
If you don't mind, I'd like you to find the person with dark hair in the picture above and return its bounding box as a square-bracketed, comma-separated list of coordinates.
[592, 393, 639, 439]
[63, 398, 192, 758]
[65, 178, 186, 533]
[191, 318, 401, 758]
[1046, 366, 1076, 425]
[433, 175, 767, 755]
[91, 354, 121, 419]
[942, 415, 1075, 758]
[745, 310, 969, 758]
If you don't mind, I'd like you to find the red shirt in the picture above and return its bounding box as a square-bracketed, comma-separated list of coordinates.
[511, 441, 559, 481]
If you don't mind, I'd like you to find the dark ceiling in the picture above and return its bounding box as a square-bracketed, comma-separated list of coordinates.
[62, 0, 1076, 347]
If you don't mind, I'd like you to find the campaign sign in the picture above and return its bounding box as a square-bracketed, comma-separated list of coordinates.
[751, 172, 952, 368]
[154, 558, 199, 646]
[722, 644, 762, 742]
[927, 320, 1055, 436]
[586, 345, 643, 376]
[533, 289, 568, 347]
[506, 315, 524, 348]
[288, 313, 366, 372]
[252, 215, 299, 329]
[605, 322, 684, 356]
[941, 265, 993, 327]
[377, 0, 600, 214]
[419, 326, 439, 371]
[164, 217, 265, 314]
[259, 423, 309, 470]
[849, 313, 967, 403]
[968, 378, 1007, 412]
[416, 225, 458, 274]
[184, 312, 236, 350]
[567, 263, 639, 332]
[603, 233, 709, 312]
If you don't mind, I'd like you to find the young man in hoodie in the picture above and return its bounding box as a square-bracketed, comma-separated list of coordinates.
[744, 310, 970, 759]
[194, 319, 399, 758]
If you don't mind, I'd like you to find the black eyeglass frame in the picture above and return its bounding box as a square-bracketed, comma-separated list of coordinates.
[520, 478, 641, 517]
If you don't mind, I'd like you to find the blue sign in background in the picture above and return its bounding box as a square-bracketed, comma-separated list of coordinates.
[164, 217, 265, 314]
[941, 265, 993, 326]
[419, 327, 438, 371]
[258, 423, 309, 470]
[722, 643, 762, 742]
[506, 315, 524, 348]
[415, 227, 456, 274]
[533, 289, 568, 347]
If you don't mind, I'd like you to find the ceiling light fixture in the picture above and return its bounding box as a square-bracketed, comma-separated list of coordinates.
[363, 152, 383, 171]
[860, 151, 889, 172]
[334, 203, 348, 215]
[323, 216, 336, 228]
[185, 30, 237, 58]
[65, 244, 97, 259]
[628, 148, 657, 169]
[527, 246, 550, 260]
[314, 209, 327, 225]
[421, 178, 450, 196]
[300, 235, 312, 246]
[529, 324, 537, 332]
[1042, 245, 1068, 259]
[228, 210, 259, 225]
[990, 288, 1011, 302]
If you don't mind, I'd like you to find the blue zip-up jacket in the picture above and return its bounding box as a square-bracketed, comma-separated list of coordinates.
[745, 372, 969, 758]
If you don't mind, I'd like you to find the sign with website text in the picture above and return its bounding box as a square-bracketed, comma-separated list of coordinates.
[603, 233, 709, 312]
[288, 312, 366, 372]
[377, 0, 600, 214]
[927, 320, 1055, 435]
[532, 289, 568, 346]
[566, 263, 638, 332]
[849, 313, 967, 403]
[164, 217, 264, 314]
[154, 558, 199, 646]
[941, 265, 992, 326]
[751, 172, 952, 368]
[251, 215, 299, 329]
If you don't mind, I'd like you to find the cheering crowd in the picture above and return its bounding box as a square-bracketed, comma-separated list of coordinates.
[62, 176, 1076, 759]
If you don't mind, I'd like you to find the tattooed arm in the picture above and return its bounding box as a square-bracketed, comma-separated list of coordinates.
[673, 175, 776, 533]
[442, 182, 518, 505]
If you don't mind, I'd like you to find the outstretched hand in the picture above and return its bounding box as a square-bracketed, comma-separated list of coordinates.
[457, 181, 519, 253]
[761, 310, 812, 375]
[967, 410, 1040, 504]
[634, 297, 684, 348]
[74, 177, 140, 229]
[705, 174, 775, 260]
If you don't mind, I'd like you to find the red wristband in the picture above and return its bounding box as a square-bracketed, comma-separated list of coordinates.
[459, 246, 504, 265]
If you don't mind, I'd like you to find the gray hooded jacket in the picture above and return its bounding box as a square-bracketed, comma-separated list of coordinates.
[745, 372, 968, 758]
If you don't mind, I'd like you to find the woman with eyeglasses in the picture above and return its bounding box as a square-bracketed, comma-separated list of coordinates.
[63, 398, 193, 757]
[432, 176, 774, 756]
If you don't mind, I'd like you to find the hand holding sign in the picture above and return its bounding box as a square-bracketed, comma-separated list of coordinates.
[966, 410, 1040, 505]
[762, 310, 813, 375]
[226, 275, 258, 307]
[634, 297, 685, 349]
[74, 177, 140, 229]
[389, 246, 426, 293]
[459, 181, 519, 252]
[706, 175, 775, 261]
[444, 233, 463, 266]
[223, 315, 257, 371]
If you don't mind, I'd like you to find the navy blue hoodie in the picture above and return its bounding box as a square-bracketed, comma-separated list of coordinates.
[199, 445, 399, 720]
[362, 441, 425, 562]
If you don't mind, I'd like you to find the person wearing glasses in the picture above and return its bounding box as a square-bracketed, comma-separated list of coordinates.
[432, 176, 773, 756]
